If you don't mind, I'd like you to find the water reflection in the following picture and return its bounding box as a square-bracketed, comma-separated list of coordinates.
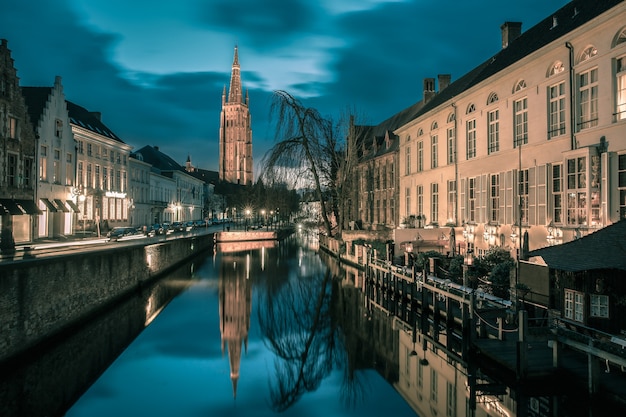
[218, 251, 252, 398]
[0, 260, 199, 417]
[4, 232, 622, 417]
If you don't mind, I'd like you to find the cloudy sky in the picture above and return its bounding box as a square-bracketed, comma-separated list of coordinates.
[2, 0, 569, 174]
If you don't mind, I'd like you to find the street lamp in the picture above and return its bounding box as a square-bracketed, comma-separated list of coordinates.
[463, 248, 474, 288]
[245, 209, 251, 231]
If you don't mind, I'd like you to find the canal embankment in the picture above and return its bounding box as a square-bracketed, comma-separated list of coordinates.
[0, 233, 214, 365]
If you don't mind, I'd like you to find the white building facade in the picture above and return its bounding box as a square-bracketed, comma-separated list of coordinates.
[69, 102, 133, 235]
[23, 77, 78, 239]
[397, 0, 626, 257]
[128, 154, 152, 227]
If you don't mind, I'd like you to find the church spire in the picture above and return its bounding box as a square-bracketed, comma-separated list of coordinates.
[228, 45, 242, 103]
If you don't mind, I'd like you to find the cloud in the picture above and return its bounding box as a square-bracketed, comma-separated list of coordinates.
[2, 0, 572, 177]
[195, 0, 318, 49]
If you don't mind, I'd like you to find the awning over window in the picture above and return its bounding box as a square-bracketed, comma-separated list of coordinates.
[15, 199, 43, 215]
[0, 199, 25, 215]
[40, 198, 58, 212]
[54, 199, 70, 213]
[66, 200, 81, 213]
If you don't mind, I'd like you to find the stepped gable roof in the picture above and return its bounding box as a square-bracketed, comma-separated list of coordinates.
[21, 86, 52, 129]
[134, 145, 184, 172]
[354, 100, 424, 160]
[528, 220, 626, 272]
[66, 100, 123, 142]
[406, 0, 624, 122]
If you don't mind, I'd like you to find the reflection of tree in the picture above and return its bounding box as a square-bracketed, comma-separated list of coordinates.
[258, 259, 335, 411]
[257, 244, 371, 412]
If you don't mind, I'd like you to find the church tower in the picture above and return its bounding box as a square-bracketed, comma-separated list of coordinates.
[219, 46, 253, 185]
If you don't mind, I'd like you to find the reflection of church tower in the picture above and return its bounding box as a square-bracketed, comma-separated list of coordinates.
[219, 254, 252, 398]
[219, 46, 253, 185]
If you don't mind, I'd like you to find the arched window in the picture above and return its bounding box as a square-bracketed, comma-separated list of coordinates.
[487, 92, 498, 104]
[447, 112, 455, 123]
[406, 135, 411, 142]
[513, 80, 526, 93]
[418, 128, 424, 136]
[431, 121, 438, 130]
[466, 103, 475, 114]
[548, 61, 565, 77]
[579, 45, 598, 63]
[612, 27, 626, 48]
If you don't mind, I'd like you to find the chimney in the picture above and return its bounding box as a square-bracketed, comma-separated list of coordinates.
[438, 74, 451, 92]
[423, 78, 436, 103]
[89, 111, 102, 121]
[154, 146, 159, 151]
[500, 22, 522, 49]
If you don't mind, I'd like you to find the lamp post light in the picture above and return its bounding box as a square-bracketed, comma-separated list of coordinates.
[463, 248, 474, 288]
[245, 209, 251, 231]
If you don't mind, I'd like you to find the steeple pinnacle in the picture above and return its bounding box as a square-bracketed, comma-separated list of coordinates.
[228, 45, 242, 103]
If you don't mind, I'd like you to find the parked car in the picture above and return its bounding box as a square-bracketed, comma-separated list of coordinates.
[193, 220, 207, 228]
[171, 221, 184, 232]
[184, 221, 194, 232]
[107, 226, 135, 241]
[147, 223, 164, 237]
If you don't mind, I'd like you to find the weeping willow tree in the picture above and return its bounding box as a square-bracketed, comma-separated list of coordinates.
[263, 90, 336, 236]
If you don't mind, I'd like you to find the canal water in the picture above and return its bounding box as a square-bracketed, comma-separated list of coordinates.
[2, 231, 621, 416]
[62, 233, 416, 417]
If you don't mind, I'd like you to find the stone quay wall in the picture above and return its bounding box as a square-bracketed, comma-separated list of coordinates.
[0, 234, 214, 364]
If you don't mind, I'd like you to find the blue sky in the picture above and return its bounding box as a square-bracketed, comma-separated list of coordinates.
[2, 0, 569, 174]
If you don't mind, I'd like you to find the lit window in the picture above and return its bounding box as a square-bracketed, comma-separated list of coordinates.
[9, 117, 18, 139]
[566, 157, 587, 226]
[578, 68, 598, 130]
[549, 61, 565, 76]
[565, 290, 584, 322]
